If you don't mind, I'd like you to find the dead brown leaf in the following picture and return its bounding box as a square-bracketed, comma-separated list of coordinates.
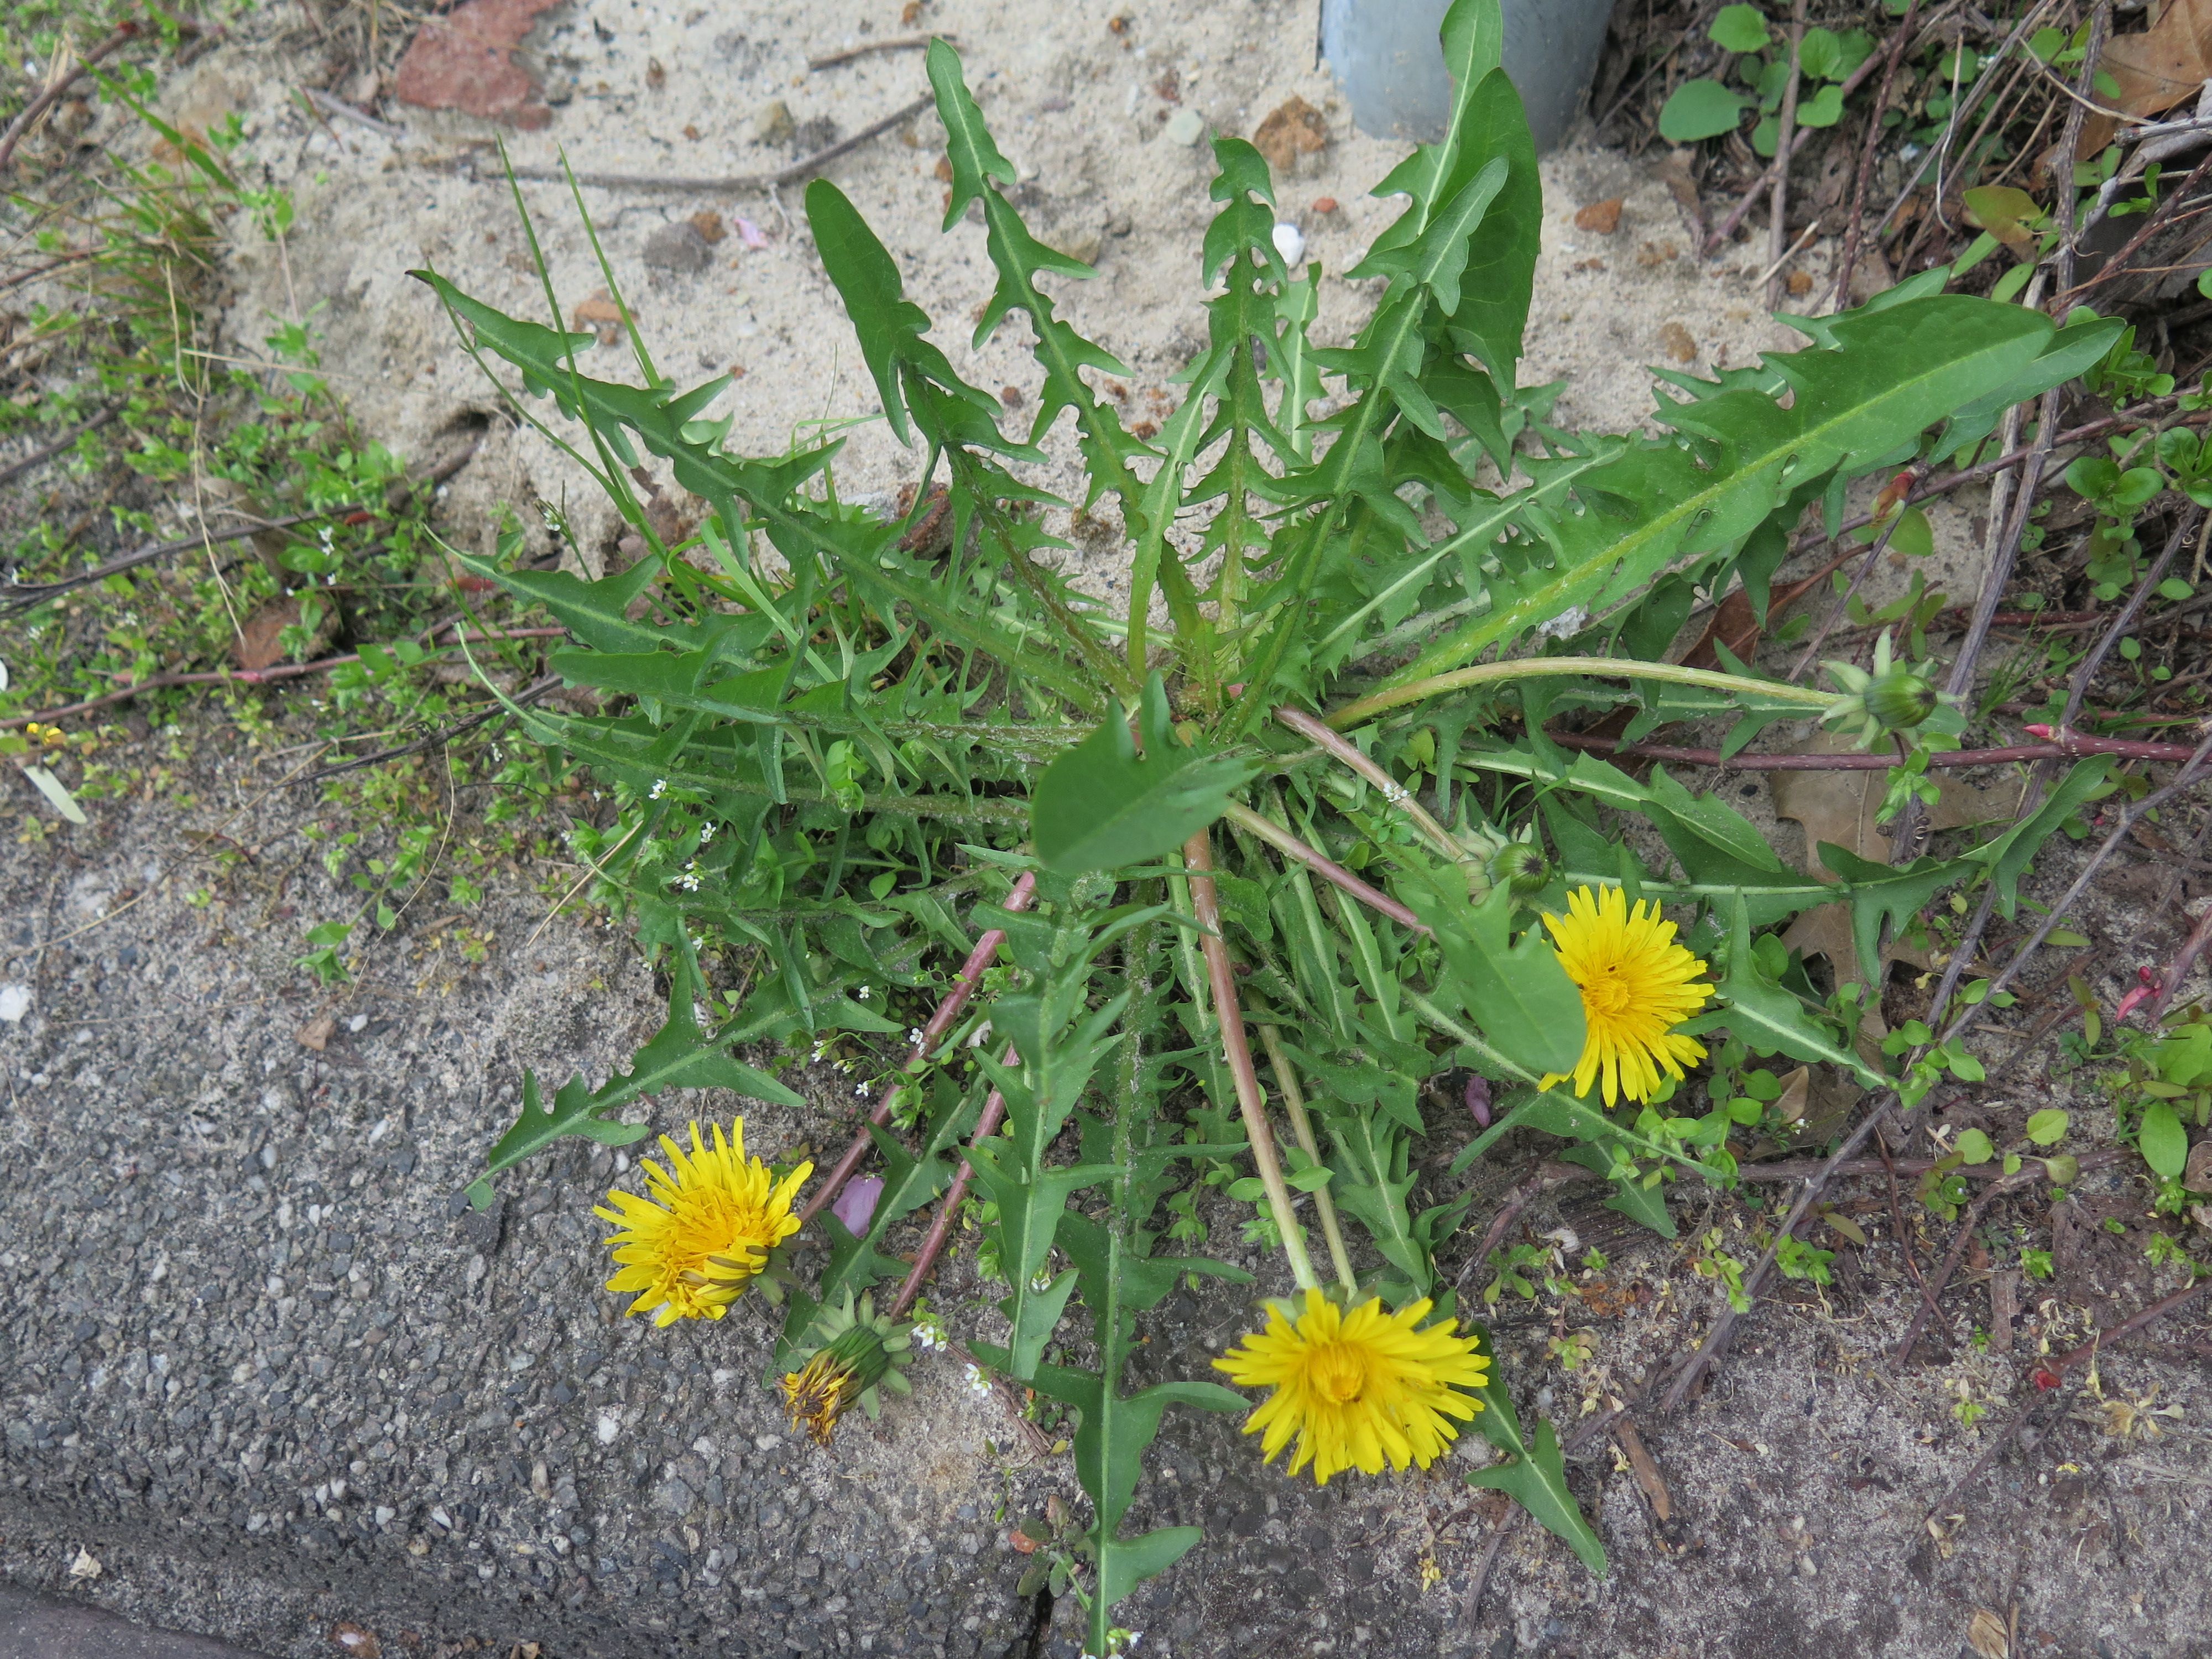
[2077, 0, 2212, 157]
[1658, 321, 1698, 363]
[234, 597, 302, 673]
[1772, 1065, 1810, 1128]
[1768, 733, 2023, 1086]
[296, 1015, 336, 1052]
[1966, 1607, 2011, 1659]
[1613, 1417, 1671, 1522]
[2186, 1138, 2212, 1191]
[688, 210, 726, 244]
[1251, 95, 1328, 174]
[1574, 196, 1623, 234]
[332, 1623, 382, 1658]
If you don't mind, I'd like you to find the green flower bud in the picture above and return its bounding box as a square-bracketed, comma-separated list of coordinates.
[1862, 664, 1938, 733]
[1488, 841, 1550, 899]
[1820, 630, 1949, 749]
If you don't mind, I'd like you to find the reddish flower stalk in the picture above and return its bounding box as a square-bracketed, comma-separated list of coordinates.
[1221, 801, 1428, 935]
[1552, 727, 2212, 771]
[1185, 829, 1319, 1291]
[798, 870, 1036, 1226]
[888, 1046, 1018, 1319]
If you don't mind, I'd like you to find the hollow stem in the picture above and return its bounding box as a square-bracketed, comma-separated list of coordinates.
[1221, 800, 1429, 935]
[1273, 706, 1466, 865]
[1182, 830, 1319, 1292]
[1326, 656, 1840, 732]
[1257, 1024, 1357, 1297]
[888, 1046, 1019, 1319]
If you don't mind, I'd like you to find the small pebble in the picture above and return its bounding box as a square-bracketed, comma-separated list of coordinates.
[1164, 108, 1206, 147]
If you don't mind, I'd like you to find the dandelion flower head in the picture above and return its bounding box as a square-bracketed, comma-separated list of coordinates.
[1213, 1290, 1489, 1485]
[1540, 884, 1713, 1108]
[593, 1118, 810, 1326]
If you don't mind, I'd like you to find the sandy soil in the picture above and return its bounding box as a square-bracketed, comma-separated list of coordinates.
[153, 0, 1849, 590]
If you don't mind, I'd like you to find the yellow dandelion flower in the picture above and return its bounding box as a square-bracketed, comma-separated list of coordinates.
[1213, 1290, 1490, 1485]
[592, 1118, 811, 1327]
[1539, 884, 1713, 1108]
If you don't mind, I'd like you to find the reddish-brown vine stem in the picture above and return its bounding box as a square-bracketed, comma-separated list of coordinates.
[888, 1046, 1018, 1319]
[797, 871, 1036, 1226]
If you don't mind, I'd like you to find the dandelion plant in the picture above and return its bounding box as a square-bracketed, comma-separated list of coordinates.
[420, 0, 2112, 1644]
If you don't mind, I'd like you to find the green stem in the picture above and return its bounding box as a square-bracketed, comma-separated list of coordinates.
[1258, 1024, 1358, 1297]
[1272, 706, 1467, 867]
[1326, 656, 1842, 731]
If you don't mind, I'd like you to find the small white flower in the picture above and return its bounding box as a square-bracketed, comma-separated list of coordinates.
[856, 984, 872, 1000]
[679, 862, 700, 893]
[698, 820, 716, 843]
[913, 1322, 945, 1352]
[1380, 780, 1411, 805]
[649, 779, 668, 800]
[908, 1027, 926, 1046]
[964, 1362, 993, 1398]
[855, 1082, 870, 1098]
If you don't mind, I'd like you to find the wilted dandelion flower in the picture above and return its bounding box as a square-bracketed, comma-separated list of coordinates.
[1539, 885, 1713, 1108]
[593, 1118, 810, 1327]
[780, 1291, 912, 1446]
[1213, 1290, 1489, 1485]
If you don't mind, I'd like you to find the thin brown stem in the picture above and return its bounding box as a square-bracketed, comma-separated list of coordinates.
[798, 872, 1037, 1226]
[1703, 3, 1941, 254]
[2062, 508, 2204, 732]
[1831, 0, 1920, 306]
[1786, 469, 1923, 682]
[1892, 1168, 2035, 1370]
[0, 20, 142, 174]
[1763, 0, 1808, 311]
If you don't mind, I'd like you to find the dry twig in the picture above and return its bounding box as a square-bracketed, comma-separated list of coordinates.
[483, 93, 934, 192]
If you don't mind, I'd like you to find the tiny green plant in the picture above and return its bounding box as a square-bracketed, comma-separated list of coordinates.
[419, 1, 2108, 1640]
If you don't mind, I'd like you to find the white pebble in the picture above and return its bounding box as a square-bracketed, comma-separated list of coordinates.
[596, 1410, 621, 1446]
[1271, 222, 1305, 267]
[0, 984, 29, 1023]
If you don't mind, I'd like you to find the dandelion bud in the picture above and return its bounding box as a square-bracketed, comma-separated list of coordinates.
[1821, 630, 1950, 749]
[1861, 664, 1938, 734]
[1487, 841, 1550, 899]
